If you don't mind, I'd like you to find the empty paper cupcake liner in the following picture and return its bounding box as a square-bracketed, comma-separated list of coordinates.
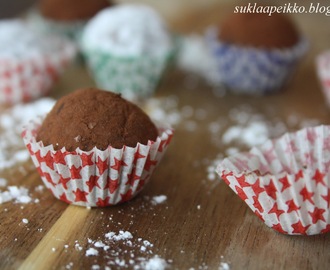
[81, 49, 172, 101]
[205, 27, 308, 95]
[316, 51, 330, 107]
[217, 125, 329, 235]
[22, 117, 174, 207]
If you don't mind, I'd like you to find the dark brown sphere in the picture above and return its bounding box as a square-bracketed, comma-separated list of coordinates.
[37, 88, 158, 151]
[219, 12, 300, 49]
[39, 0, 111, 21]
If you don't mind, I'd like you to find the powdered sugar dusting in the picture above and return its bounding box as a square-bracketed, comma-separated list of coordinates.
[151, 195, 167, 205]
[55, 230, 170, 269]
[0, 186, 32, 204]
[144, 256, 168, 270]
[81, 5, 173, 57]
[0, 98, 55, 170]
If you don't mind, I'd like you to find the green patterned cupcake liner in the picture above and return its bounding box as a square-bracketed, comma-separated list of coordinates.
[82, 49, 172, 101]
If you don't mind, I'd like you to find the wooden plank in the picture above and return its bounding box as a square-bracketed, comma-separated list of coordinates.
[0, 0, 330, 269]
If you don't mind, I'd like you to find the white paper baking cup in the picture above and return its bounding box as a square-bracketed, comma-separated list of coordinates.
[205, 27, 308, 95]
[316, 51, 330, 107]
[22, 117, 174, 207]
[217, 125, 330, 235]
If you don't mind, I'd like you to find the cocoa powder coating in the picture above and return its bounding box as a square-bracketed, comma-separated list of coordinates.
[219, 12, 300, 49]
[39, 0, 111, 21]
[37, 88, 159, 151]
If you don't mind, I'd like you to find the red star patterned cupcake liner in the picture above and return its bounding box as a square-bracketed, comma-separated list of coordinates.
[216, 125, 330, 235]
[22, 117, 173, 207]
[0, 20, 77, 105]
[316, 51, 330, 108]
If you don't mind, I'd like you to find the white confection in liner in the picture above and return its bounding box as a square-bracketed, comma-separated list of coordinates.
[0, 20, 75, 59]
[81, 5, 173, 57]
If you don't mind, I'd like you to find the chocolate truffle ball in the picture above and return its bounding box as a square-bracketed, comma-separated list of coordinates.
[39, 0, 111, 21]
[219, 12, 299, 49]
[36, 88, 158, 151]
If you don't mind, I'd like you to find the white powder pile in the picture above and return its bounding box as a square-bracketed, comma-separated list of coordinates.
[145, 95, 182, 127]
[0, 186, 32, 204]
[219, 262, 230, 270]
[81, 4, 173, 57]
[145, 96, 208, 133]
[222, 121, 269, 148]
[0, 98, 55, 170]
[105, 230, 133, 242]
[151, 195, 167, 205]
[60, 230, 170, 269]
[0, 178, 7, 187]
[143, 256, 168, 270]
[85, 248, 99, 257]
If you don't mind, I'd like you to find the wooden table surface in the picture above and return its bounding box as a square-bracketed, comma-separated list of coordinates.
[1, 1, 330, 269]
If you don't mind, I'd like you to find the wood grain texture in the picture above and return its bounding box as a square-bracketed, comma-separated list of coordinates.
[1, 0, 330, 269]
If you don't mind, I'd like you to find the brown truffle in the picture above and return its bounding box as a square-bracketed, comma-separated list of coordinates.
[37, 88, 158, 151]
[219, 12, 299, 49]
[39, 0, 111, 21]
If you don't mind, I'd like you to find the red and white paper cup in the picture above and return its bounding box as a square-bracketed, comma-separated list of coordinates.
[22, 117, 173, 207]
[217, 125, 330, 235]
[316, 51, 330, 108]
[0, 20, 77, 105]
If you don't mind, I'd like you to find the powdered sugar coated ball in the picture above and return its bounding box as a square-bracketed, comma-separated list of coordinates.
[81, 4, 173, 57]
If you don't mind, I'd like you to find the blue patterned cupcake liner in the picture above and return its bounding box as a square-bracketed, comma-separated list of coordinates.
[205, 27, 309, 95]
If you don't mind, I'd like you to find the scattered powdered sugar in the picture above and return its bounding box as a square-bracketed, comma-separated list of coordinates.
[145, 95, 182, 126]
[151, 195, 167, 205]
[81, 4, 173, 57]
[206, 154, 224, 181]
[85, 248, 99, 257]
[105, 230, 133, 242]
[0, 186, 32, 204]
[219, 262, 230, 270]
[0, 98, 55, 170]
[222, 121, 269, 147]
[22, 218, 29, 224]
[58, 230, 169, 269]
[0, 178, 7, 187]
[143, 256, 168, 270]
[145, 96, 209, 132]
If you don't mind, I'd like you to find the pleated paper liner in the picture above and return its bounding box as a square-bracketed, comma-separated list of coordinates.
[316, 50, 330, 107]
[205, 27, 308, 95]
[0, 20, 77, 105]
[80, 48, 173, 102]
[217, 125, 329, 235]
[22, 117, 174, 207]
